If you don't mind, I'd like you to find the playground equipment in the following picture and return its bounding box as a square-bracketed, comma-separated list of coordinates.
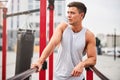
[2, 7, 40, 80]
[15, 29, 35, 80]
[2, 0, 110, 80]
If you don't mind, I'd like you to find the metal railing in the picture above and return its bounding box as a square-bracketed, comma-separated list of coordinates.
[7, 66, 109, 80]
[7, 68, 37, 80]
[86, 66, 109, 80]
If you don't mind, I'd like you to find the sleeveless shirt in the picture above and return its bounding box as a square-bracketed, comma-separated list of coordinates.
[54, 25, 87, 80]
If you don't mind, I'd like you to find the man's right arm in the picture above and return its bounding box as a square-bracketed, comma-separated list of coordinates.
[38, 22, 67, 62]
[31, 22, 67, 71]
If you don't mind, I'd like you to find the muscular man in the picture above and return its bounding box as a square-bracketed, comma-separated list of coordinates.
[32, 1, 97, 80]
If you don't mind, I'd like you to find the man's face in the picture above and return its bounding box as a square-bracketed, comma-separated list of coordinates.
[67, 7, 83, 25]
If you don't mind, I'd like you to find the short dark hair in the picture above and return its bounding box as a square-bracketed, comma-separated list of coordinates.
[67, 2, 87, 18]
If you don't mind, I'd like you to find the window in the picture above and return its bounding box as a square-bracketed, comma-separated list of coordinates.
[57, 5, 62, 16]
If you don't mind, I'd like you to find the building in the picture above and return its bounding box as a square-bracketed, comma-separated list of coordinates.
[96, 33, 120, 48]
[106, 34, 120, 48]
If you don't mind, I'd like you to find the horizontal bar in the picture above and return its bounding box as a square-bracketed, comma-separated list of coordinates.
[7, 67, 38, 80]
[6, 9, 40, 18]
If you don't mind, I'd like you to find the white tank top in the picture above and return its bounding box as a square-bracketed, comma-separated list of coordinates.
[54, 26, 87, 80]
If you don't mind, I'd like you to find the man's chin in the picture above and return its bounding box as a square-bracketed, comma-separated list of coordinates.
[68, 22, 73, 25]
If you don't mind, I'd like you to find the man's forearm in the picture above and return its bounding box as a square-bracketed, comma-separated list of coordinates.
[37, 42, 55, 64]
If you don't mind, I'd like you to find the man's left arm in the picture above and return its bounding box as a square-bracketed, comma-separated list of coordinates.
[82, 30, 97, 67]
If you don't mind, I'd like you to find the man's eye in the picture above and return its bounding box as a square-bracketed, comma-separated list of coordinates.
[67, 11, 75, 14]
[71, 12, 75, 14]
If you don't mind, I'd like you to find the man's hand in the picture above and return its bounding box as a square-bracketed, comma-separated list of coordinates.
[71, 62, 84, 77]
[31, 60, 42, 72]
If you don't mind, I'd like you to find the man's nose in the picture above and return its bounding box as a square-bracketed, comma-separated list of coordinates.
[67, 13, 71, 18]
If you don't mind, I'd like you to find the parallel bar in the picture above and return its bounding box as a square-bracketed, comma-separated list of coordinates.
[40, 0, 46, 80]
[2, 8, 7, 80]
[7, 68, 37, 80]
[90, 66, 109, 80]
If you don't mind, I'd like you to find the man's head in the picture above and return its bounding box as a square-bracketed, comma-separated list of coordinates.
[67, 2, 87, 19]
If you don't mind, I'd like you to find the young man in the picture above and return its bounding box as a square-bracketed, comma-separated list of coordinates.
[32, 1, 97, 80]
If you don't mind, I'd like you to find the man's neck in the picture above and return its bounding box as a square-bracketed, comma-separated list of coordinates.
[71, 24, 83, 33]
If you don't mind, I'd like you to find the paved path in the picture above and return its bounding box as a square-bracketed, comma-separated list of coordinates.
[0, 51, 120, 80]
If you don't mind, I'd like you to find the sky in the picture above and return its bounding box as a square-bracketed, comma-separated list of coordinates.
[1, 0, 120, 35]
[66, 0, 120, 35]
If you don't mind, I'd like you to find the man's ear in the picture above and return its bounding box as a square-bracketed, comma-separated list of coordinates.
[80, 12, 84, 19]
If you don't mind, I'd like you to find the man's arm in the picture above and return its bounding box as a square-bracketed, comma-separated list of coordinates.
[82, 30, 97, 67]
[38, 22, 67, 64]
[31, 22, 67, 71]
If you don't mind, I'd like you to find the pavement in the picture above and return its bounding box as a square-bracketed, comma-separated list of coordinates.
[0, 51, 120, 80]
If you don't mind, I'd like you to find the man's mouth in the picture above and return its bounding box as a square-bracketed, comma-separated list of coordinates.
[68, 19, 72, 21]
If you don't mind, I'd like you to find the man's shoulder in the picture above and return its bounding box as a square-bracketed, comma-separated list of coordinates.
[59, 22, 68, 27]
[57, 22, 68, 31]
[86, 29, 95, 41]
[86, 29, 95, 37]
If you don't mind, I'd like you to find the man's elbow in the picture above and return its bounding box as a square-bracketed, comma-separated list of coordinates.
[92, 57, 97, 66]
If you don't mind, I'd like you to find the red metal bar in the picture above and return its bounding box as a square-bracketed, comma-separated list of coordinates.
[86, 68, 93, 80]
[2, 8, 7, 80]
[40, 0, 46, 80]
[49, 6, 54, 80]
